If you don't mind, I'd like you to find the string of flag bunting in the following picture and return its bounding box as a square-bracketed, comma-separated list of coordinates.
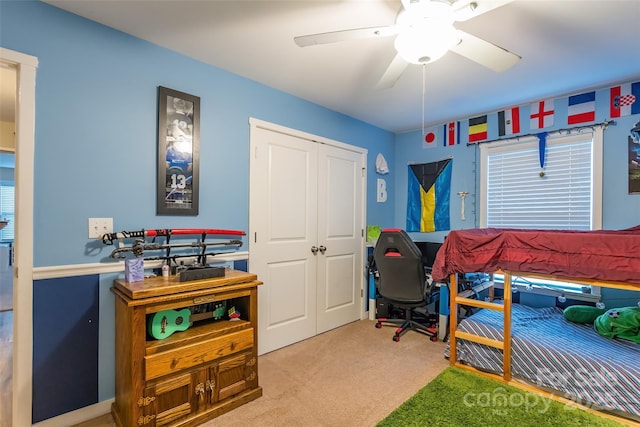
[423, 80, 640, 148]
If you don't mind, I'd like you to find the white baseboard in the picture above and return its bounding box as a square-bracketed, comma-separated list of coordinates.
[368, 298, 376, 320]
[32, 399, 113, 427]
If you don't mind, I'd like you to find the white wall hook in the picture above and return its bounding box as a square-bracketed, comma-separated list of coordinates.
[457, 192, 469, 220]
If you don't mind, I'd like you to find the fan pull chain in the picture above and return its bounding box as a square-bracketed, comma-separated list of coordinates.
[421, 63, 426, 139]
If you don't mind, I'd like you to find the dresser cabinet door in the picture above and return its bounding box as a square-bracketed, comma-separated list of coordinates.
[144, 370, 198, 426]
[216, 351, 257, 401]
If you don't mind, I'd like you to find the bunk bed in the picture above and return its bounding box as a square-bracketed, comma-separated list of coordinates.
[431, 227, 640, 421]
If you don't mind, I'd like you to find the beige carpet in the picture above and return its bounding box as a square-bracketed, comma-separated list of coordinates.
[77, 319, 449, 427]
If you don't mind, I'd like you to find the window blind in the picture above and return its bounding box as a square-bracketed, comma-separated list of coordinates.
[485, 137, 592, 231]
[0, 185, 15, 241]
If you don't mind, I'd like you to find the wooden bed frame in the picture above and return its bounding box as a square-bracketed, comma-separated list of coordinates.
[448, 270, 640, 427]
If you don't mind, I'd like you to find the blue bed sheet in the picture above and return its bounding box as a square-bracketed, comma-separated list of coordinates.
[446, 303, 640, 417]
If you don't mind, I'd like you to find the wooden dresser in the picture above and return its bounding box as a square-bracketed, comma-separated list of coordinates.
[111, 269, 262, 427]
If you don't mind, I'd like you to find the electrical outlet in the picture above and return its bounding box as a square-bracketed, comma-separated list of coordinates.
[88, 217, 113, 239]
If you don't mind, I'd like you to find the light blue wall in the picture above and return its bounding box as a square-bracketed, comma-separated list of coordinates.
[394, 132, 477, 243]
[0, 1, 395, 267]
[601, 115, 640, 228]
[3, 0, 640, 420]
[393, 84, 640, 309]
[394, 98, 640, 237]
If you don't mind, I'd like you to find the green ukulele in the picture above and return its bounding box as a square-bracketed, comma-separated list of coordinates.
[148, 304, 227, 340]
[148, 308, 192, 340]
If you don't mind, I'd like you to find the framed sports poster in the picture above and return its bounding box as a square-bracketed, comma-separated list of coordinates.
[157, 86, 200, 215]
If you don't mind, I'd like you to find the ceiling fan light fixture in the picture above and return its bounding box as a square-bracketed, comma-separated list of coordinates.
[394, 23, 459, 64]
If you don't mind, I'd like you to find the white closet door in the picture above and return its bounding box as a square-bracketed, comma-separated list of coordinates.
[250, 127, 318, 355]
[250, 120, 366, 355]
[316, 144, 364, 333]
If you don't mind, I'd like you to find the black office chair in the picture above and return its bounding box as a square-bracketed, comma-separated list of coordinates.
[373, 228, 438, 342]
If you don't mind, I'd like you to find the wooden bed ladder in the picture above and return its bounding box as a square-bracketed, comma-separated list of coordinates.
[448, 272, 513, 381]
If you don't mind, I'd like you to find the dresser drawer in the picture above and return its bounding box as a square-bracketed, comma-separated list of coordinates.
[145, 328, 253, 381]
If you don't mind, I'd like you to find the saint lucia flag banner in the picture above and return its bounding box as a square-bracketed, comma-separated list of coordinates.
[407, 159, 452, 232]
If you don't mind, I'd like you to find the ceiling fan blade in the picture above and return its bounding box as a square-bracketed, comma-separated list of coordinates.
[449, 30, 520, 72]
[376, 53, 409, 90]
[452, 0, 514, 21]
[294, 26, 398, 47]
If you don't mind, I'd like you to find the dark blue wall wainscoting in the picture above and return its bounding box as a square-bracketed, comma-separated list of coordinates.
[233, 259, 248, 272]
[33, 275, 99, 422]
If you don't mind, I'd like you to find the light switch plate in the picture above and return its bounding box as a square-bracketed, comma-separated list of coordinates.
[88, 217, 113, 239]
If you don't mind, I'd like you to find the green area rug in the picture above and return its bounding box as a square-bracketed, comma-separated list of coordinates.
[378, 367, 624, 427]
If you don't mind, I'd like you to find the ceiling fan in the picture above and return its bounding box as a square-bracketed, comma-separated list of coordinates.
[294, 0, 521, 89]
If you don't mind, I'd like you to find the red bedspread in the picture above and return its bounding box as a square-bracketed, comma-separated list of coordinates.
[431, 227, 640, 284]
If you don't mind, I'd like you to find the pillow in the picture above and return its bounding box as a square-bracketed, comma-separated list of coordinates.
[563, 305, 606, 324]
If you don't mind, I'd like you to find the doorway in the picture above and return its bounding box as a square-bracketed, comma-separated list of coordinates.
[249, 119, 367, 355]
[0, 65, 16, 313]
[0, 64, 18, 312]
[0, 47, 37, 427]
[0, 62, 16, 427]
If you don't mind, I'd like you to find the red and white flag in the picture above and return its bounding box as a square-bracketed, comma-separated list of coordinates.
[423, 126, 438, 149]
[530, 99, 555, 130]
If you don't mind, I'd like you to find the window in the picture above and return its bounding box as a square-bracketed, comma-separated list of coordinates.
[479, 127, 604, 300]
[490, 274, 598, 302]
[0, 185, 14, 241]
[480, 129, 602, 230]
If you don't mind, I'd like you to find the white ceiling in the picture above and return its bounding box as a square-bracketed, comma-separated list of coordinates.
[25, 1, 640, 133]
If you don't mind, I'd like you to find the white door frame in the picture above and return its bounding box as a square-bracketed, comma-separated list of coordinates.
[1, 47, 37, 427]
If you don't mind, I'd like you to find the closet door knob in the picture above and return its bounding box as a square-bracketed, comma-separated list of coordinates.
[311, 246, 319, 255]
[319, 245, 327, 254]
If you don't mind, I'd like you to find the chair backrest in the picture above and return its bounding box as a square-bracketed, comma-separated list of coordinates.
[373, 228, 426, 304]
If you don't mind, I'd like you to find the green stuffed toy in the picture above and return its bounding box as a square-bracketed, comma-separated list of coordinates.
[563, 305, 606, 324]
[593, 307, 640, 344]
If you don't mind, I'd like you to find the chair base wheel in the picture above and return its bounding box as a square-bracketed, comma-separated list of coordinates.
[393, 335, 400, 342]
[375, 322, 382, 329]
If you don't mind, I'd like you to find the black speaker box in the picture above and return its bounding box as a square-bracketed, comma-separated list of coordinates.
[376, 297, 390, 318]
[178, 266, 225, 282]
